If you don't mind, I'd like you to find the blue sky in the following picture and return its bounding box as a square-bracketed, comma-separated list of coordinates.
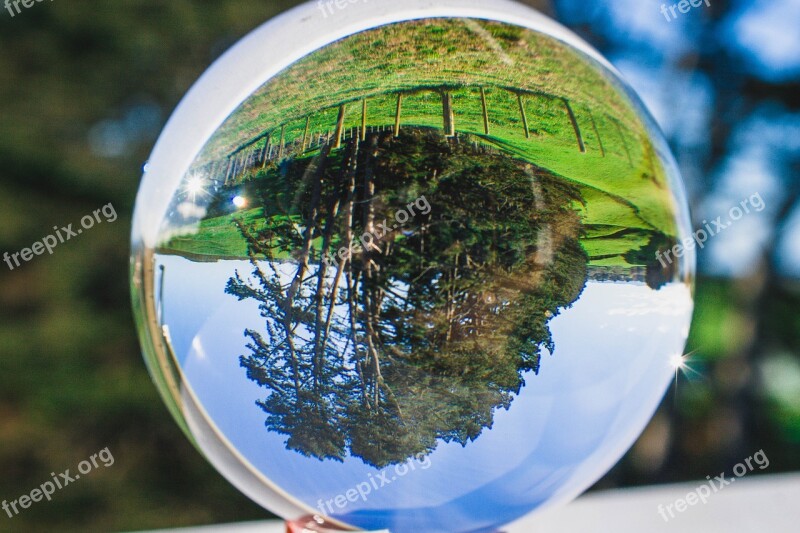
[155, 255, 693, 531]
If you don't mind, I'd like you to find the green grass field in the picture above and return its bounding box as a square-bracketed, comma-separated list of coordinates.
[162, 19, 679, 267]
[201, 19, 640, 156]
[161, 208, 268, 259]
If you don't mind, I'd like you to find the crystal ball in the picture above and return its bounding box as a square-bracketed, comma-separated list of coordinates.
[131, 1, 694, 531]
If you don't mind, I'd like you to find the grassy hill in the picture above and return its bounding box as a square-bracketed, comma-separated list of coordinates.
[161, 18, 680, 268]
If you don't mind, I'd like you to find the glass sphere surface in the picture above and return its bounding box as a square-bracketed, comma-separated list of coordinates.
[131, 1, 695, 532]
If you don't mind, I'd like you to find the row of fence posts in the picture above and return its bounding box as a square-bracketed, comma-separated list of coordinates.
[211, 87, 632, 185]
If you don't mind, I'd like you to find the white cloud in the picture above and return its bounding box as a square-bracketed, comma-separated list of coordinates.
[723, 0, 800, 79]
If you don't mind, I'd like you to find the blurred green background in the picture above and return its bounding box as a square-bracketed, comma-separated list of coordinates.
[1, 0, 798, 531]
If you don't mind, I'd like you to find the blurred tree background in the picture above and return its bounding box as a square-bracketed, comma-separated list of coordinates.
[0, 0, 797, 531]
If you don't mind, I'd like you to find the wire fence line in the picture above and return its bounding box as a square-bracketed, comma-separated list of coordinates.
[192, 84, 636, 187]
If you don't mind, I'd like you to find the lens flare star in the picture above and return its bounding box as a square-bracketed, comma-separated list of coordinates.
[670, 350, 703, 391]
[183, 175, 208, 203]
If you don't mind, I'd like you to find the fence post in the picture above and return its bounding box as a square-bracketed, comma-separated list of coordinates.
[587, 110, 605, 157]
[302, 116, 311, 152]
[361, 99, 367, 141]
[224, 158, 233, 185]
[518, 93, 530, 138]
[481, 87, 490, 135]
[278, 124, 286, 159]
[562, 98, 586, 153]
[334, 105, 346, 148]
[394, 94, 403, 137]
[443, 91, 455, 137]
[261, 132, 271, 168]
[610, 116, 633, 167]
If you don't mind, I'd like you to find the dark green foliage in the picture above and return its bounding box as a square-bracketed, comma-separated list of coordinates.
[225, 129, 589, 467]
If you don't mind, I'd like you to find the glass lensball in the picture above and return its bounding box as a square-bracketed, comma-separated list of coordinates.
[131, 1, 695, 532]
